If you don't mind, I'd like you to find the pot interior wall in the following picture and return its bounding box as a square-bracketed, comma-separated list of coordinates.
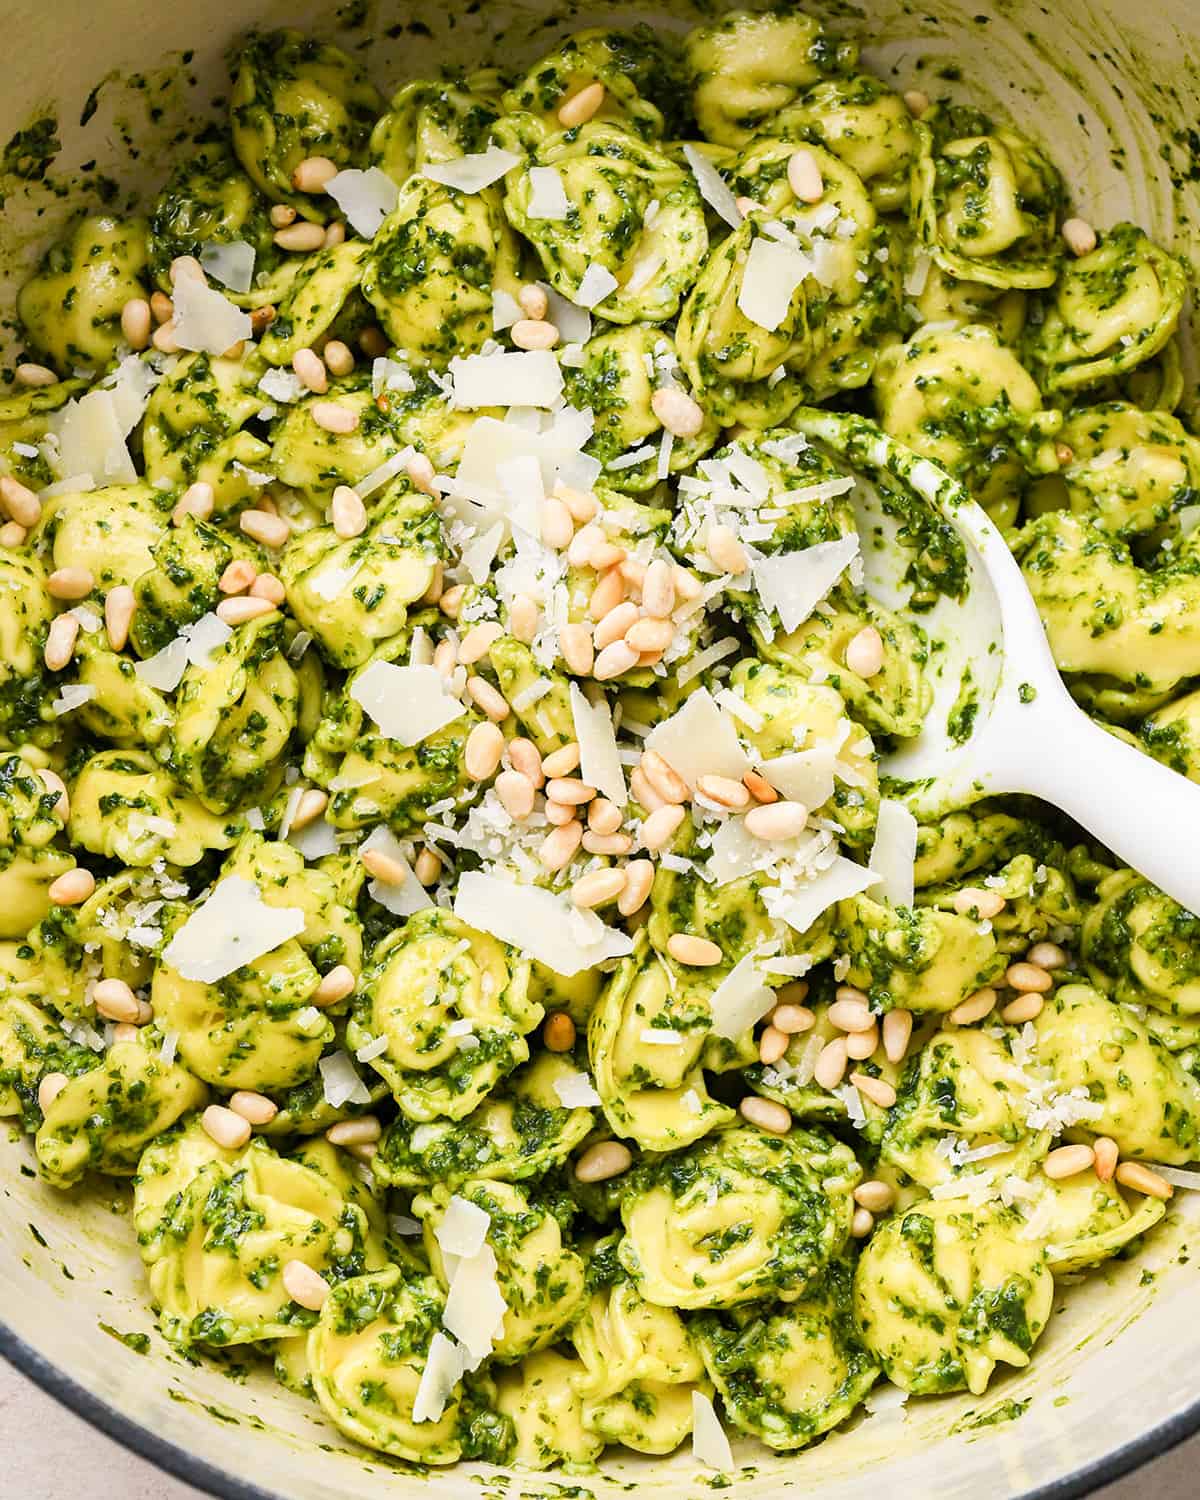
[1, 1, 1198, 1496]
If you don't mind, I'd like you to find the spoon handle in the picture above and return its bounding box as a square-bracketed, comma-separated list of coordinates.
[991, 698, 1200, 916]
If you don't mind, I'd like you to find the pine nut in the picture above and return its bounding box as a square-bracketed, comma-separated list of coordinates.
[466, 676, 510, 721]
[540, 819, 583, 871]
[358, 326, 388, 357]
[0, 475, 40, 528]
[152, 320, 181, 353]
[517, 283, 549, 320]
[850, 1207, 875, 1238]
[1062, 217, 1097, 257]
[813, 1037, 849, 1089]
[650, 386, 704, 439]
[1093, 1137, 1119, 1184]
[556, 482, 598, 522]
[828, 996, 874, 1033]
[251, 574, 286, 604]
[587, 798, 622, 835]
[666, 933, 722, 966]
[292, 155, 339, 193]
[673, 566, 702, 600]
[240, 509, 290, 548]
[202, 1104, 252, 1150]
[953, 887, 1006, 920]
[546, 776, 596, 806]
[642, 803, 685, 851]
[433, 639, 458, 678]
[38, 769, 69, 819]
[323, 339, 355, 377]
[325, 221, 349, 248]
[219, 560, 257, 595]
[850, 1071, 897, 1109]
[739, 1095, 791, 1134]
[641, 558, 676, 617]
[567, 523, 604, 568]
[509, 593, 539, 642]
[169, 255, 206, 285]
[1001, 991, 1044, 1024]
[640, 750, 688, 805]
[697, 775, 749, 810]
[150, 290, 174, 324]
[572, 867, 627, 908]
[575, 1139, 632, 1183]
[772, 1004, 814, 1035]
[289, 788, 328, 831]
[618, 859, 654, 915]
[619, 557, 647, 588]
[44, 613, 79, 671]
[48, 867, 94, 906]
[0, 522, 25, 547]
[589, 568, 626, 621]
[625, 616, 674, 653]
[744, 801, 807, 840]
[439, 584, 466, 619]
[743, 770, 778, 804]
[1006, 962, 1053, 994]
[406, 453, 436, 495]
[594, 601, 640, 650]
[465, 721, 506, 780]
[511, 318, 559, 351]
[251, 305, 278, 334]
[458, 621, 502, 665]
[706, 523, 748, 575]
[216, 596, 276, 625]
[949, 987, 997, 1026]
[15, 362, 57, 387]
[230, 1090, 278, 1126]
[171, 480, 214, 526]
[882, 1009, 913, 1064]
[92, 978, 140, 1023]
[331, 485, 366, 538]
[759, 1025, 789, 1064]
[120, 298, 152, 350]
[630, 765, 665, 813]
[38, 1072, 69, 1113]
[293, 347, 328, 393]
[414, 848, 443, 887]
[546, 798, 578, 826]
[903, 89, 930, 116]
[361, 848, 411, 885]
[594, 640, 638, 680]
[543, 1011, 577, 1052]
[540, 497, 574, 549]
[314, 965, 356, 1006]
[1115, 1161, 1173, 1200]
[854, 1179, 895, 1213]
[1055, 442, 1075, 467]
[47, 566, 94, 601]
[326, 1115, 381, 1146]
[846, 1023, 879, 1060]
[508, 738, 544, 787]
[1027, 941, 1068, 970]
[557, 80, 606, 127]
[1044, 1143, 1096, 1180]
[560, 622, 595, 675]
[787, 148, 824, 203]
[583, 831, 632, 855]
[589, 542, 627, 572]
[543, 743, 581, 777]
[281, 1259, 331, 1310]
[274, 220, 326, 252]
[310, 400, 358, 435]
[844, 625, 884, 679]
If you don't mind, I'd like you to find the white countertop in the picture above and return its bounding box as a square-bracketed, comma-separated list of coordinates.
[1, 1357, 1194, 1500]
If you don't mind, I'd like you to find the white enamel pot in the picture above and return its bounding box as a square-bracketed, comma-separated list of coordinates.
[1, 1, 1198, 1497]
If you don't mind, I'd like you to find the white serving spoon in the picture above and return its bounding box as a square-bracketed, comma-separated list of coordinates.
[793, 409, 1200, 917]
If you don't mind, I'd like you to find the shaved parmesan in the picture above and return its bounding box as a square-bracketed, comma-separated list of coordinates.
[258, 367, 306, 404]
[324, 167, 399, 237]
[436, 1196, 491, 1260]
[461, 520, 505, 583]
[361, 826, 432, 915]
[768, 856, 879, 936]
[868, 798, 917, 908]
[171, 273, 252, 356]
[492, 288, 521, 331]
[135, 635, 190, 692]
[752, 535, 859, 633]
[310, 559, 361, 601]
[526, 166, 570, 220]
[289, 816, 339, 862]
[319, 1050, 372, 1108]
[761, 747, 836, 809]
[52, 683, 96, 715]
[350, 662, 465, 746]
[570, 683, 626, 805]
[682, 144, 742, 230]
[450, 350, 563, 410]
[199, 239, 255, 294]
[357, 445, 416, 500]
[537, 282, 591, 345]
[423, 146, 520, 195]
[692, 1391, 734, 1471]
[454, 871, 633, 976]
[50, 389, 136, 485]
[645, 688, 751, 790]
[708, 952, 775, 1039]
[412, 1331, 467, 1424]
[575, 263, 619, 309]
[737, 237, 811, 333]
[162, 876, 305, 982]
[443, 1244, 507, 1361]
[554, 1071, 602, 1109]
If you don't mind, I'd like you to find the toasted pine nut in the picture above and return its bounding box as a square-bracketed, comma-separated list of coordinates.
[326, 1115, 381, 1147]
[508, 738, 544, 787]
[640, 750, 688, 805]
[854, 1179, 895, 1213]
[572, 867, 627, 908]
[0, 521, 25, 547]
[555, 482, 598, 523]
[594, 600, 640, 651]
[625, 616, 674, 653]
[557, 80, 606, 127]
[845, 625, 884, 679]
[293, 347, 328, 393]
[546, 775, 596, 806]
[650, 386, 705, 439]
[517, 283, 549, 320]
[744, 801, 807, 840]
[587, 798, 623, 835]
[559, 623, 595, 675]
[275, 220, 326, 252]
[567, 522, 604, 568]
[540, 819, 583, 871]
[851, 1207, 875, 1238]
[230, 1090, 278, 1126]
[310, 400, 359, 434]
[772, 1003, 814, 1035]
[1115, 1161, 1173, 1200]
[120, 298, 152, 350]
[271, 203, 297, 227]
[759, 1025, 789, 1064]
[697, 774, 749, 810]
[641, 558, 676, 618]
[152, 320, 181, 353]
[1062, 217, 1098, 257]
[846, 1023, 879, 1060]
[44, 613, 79, 671]
[15, 362, 57, 387]
[813, 1037, 849, 1090]
[589, 542, 627, 573]
[331, 485, 366, 538]
[314, 965, 356, 1006]
[322, 338, 355, 377]
[361, 848, 410, 885]
[1006, 961, 1053, 993]
[216, 595, 276, 625]
[169, 254, 206, 286]
[952, 887, 1006, 920]
[949, 987, 997, 1026]
[219, 559, 257, 595]
[465, 721, 506, 781]
[92, 978, 140, 1023]
[589, 568, 626, 622]
[466, 675, 510, 721]
[288, 788, 328, 832]
[281, 1259, 330, 1310]
[251, 306, 277, 338]
[358, 326, 388, 358]
[1044, 1143, 1096, 1180]
[630, 765, 665, 813]
[150, 290, 174, 324]
[511, 317, 559, 351]
[47, 566, 94, 601]
[828, 996, 874, 1033]
[743, 770, 778, 804]
[594, 639, 639, 680]
[582, 831, 632, 855]
[1001, 991, 1044, 1024]
[0, 475, 41, 528]
[414, 848, 443, 886]
[618, 859, 654, 916]
[240, 509, 291, 549]
[202, 1104, 252, 1150]
[293, 155, 339, 194]
[706, 523, 748, 575]
[575, 1139, 632, 1182]
[903, 89, 930, 116]
[545, 796, 577, 826]
[619, 557, 647, 589]
[739, 1095, 791, 1134]
[666, 933, 722, 966]
[1093, 1137, 1119, 1184]
[458, 621, 503, 665]
[170, 480, 214, 526]
[642, 803, 685, 851]
[543, 743, 581, 778]
[49, 867, 94, 906]
[251, 573, 286, 604]
[540, 1009, 577, 1053]
[787, 148, 824, 203]
[38, 1072, 69, 1113]
[438, 585, 466, 620]
[406, 452, 436, 495]
[882, 1009, 913, 1064]
[1027, 941, 1068, 970]
[850, 1071, 897, 1109]
[509, 593, 539, 642]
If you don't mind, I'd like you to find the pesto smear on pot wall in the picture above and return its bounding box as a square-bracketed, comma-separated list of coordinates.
[0, 6, 1196, 1475]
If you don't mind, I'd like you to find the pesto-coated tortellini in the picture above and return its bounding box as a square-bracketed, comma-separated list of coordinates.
[504, 124, 708, 325]
[1030, 1168, 1167, 1277]
[913, 805, 1029, 888]
[1030, 224, 1187, 392]
[694, 1259, 878, 1449]
[230, 31, 381, 213]
[72, 632, 174, 748]
[1054, 402, 1200, 539]
[1139, 690, 1200, 785]
[0, 994, 99, 1128]
[1082, 868, 1200, 1017]
[128, 515, 235, 659]
[854, 1197, 1054, 1395]
[371, 74, 504, 183]
[17, 214, 149, 369]
[683, 11, 857, 147]
[35, 482, 167, 591]
[68, 750, 241, 868]
[136, 1125, 386, 1346]
[0, 752, 72, 937]
[351, 908, 540, 1121]
[0, 550, 53, 744]
[147, 146, 284, 297]
[502, 29, 668, 142]
[619, 1125, 859, 1309]
[493, 1349, 601, 1470]
[776, 74, 918, 212]
[911, 106, 1064, 289]
[36, 1037, 207, 1188]
[258, 240, 371, 366]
